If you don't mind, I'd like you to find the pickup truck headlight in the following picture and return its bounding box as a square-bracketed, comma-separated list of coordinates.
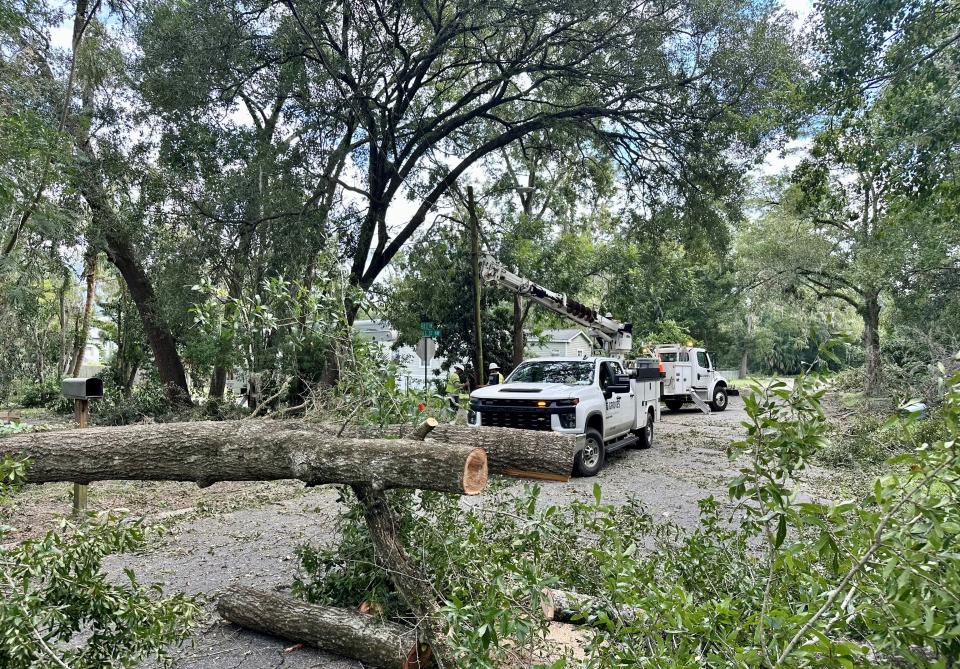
[555, 399, 579, 407]
[558, 411, 577, 428]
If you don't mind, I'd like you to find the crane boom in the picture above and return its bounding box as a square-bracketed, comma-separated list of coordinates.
[480, 254, 633, 354]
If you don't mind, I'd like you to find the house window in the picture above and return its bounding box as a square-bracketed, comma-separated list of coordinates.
[576, 348, 584, 357]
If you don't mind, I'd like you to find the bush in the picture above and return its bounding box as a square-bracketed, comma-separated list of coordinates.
[0, 457, 198, 667]
[296, 367, 960, 667]
[92, 379, 172, 425]
[15, 378, 62, 408]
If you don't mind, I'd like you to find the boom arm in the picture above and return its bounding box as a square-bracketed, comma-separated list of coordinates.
[480, 254, 632, 354]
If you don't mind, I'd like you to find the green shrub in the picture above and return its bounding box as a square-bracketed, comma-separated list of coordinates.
[0, 457, 198, 667]
[92, 379, 172, 425]
[15, 378, 62, 408]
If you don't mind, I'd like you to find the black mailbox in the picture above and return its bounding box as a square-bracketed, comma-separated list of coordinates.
[62, 377, 103, 400]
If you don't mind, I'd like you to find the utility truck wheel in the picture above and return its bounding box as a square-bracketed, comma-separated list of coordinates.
[574, 429, 604, 477]
[665, 399, 684, 412]
[710, 387, 728, 412]
[636, 412, 654, 449]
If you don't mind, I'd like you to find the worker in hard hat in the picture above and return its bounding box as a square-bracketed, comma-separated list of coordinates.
[487, 362, 505, 385]
[446, 364, 467, 411]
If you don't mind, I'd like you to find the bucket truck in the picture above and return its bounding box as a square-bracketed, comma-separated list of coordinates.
[468, 255, 662, 477]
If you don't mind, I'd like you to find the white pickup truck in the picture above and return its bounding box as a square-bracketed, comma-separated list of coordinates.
[468, 356, 662, 476]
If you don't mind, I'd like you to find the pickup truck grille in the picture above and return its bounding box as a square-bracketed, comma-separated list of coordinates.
[470, 399, 573, 431]
[481, 410, 553, 431]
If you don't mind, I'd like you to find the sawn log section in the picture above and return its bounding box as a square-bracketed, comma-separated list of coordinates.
[317, 421, 577, 480]
[0, 420, 487, 495]
[217, 586, 432, 669]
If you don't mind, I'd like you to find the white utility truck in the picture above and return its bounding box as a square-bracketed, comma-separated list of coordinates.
[654, 344, 734, 412]
[469, 255, 662, 476]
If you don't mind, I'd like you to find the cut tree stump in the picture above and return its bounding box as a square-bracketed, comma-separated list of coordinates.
[0, 420, 487, 495]
[540, 587, 642, 625]
[217, 586, 432, 669]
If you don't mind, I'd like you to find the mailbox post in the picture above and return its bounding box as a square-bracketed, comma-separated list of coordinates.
[62, 377, 103, 514]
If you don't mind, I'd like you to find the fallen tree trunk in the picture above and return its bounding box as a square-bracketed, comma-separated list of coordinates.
[540, 587, 642, 625]
[0, 420, 487, 495]
[217, 586, 432, 669]
[426, 424, 576, 481]
[308, 421, 576, 481]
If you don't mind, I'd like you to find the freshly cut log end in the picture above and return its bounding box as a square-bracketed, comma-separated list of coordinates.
[217, 586, 432, 669]
[462, 448, 488, 495]
[410, 417, 439, 441]
[404, 643, 433, 669]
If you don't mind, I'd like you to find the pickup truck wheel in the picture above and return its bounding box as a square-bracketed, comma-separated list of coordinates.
[710, 386, 728, 412]
[574, 428, 604, 477]
[665, 399, 684, 412]
[637, 412, 654, 449]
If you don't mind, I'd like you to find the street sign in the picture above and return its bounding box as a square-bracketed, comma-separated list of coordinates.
[415, 337, 436, 363]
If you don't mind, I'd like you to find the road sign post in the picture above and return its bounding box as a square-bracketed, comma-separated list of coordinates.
[416, 336, 437, 404]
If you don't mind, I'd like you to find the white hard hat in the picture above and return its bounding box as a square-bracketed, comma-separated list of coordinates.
[488, 363, 500, 370]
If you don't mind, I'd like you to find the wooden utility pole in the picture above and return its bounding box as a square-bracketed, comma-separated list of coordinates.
[73, 398, 90, 514]
[467, 185, 484, 386]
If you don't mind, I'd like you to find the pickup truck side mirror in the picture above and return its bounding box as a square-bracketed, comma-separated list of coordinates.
[607, 375, 632, 394]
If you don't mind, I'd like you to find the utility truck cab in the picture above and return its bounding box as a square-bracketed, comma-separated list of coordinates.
[468, 356, 662, 477]
[654, 344, 731, 412]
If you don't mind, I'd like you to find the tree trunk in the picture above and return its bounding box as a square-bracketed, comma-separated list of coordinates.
[217, 586, 431, 669]
[74, 78, 191, 406]
[468, 186, 483, 387]
[70, 250, 97, 376]
[309, 423, 576, 481]
[512, 294, 525, 367]
[351, 485, 454, 667]
[57, 268, 71, 378]
[101, 230, 192, 406]
[427, 424, 575, 480]
[739, 349, 748, 379]
[0, 420, 487, 494]
[540, 587, 642, 626]
[209, 365, 228, 400]
[862, 292, 882, 396]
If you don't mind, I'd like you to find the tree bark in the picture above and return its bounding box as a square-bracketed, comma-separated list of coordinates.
[540, 587, 642, 625]
[217, 586, 432, 669]
[209, 365, 227, 400]
[70, 249, 97, 377]
[426, 424, 575, 480]
[0, 420, 487, 494]
[308, 423, 576, 481]
[862, 292, 882, 396]
[739, 349, 748, 379]
[351, 485, 454, 667]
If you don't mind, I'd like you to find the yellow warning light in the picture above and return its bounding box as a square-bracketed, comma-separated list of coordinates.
[686, 339, 695, 347]
[537, 401, 547, 407]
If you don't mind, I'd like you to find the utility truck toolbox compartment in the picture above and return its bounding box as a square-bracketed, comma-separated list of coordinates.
[631, 357, 664, 381]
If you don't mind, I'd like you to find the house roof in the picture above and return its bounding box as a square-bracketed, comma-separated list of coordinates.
[529, 328, 590, 343]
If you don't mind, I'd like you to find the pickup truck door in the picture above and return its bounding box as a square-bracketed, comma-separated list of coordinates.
[600, 361, 633, 436]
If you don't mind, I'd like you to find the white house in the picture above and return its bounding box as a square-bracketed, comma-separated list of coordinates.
[525, 329, 594, 358]
[353, 319, 450, 390]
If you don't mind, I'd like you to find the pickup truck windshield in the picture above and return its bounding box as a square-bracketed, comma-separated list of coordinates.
[507, 361, 594, 385]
